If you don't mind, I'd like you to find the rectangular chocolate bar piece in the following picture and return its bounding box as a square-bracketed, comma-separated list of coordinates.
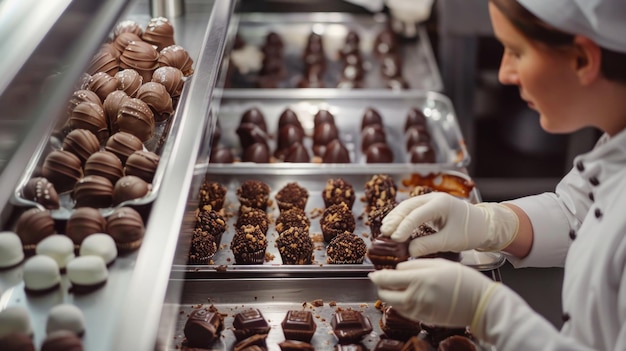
[331, 310, 373, 343]
[281, 310, 316, 342]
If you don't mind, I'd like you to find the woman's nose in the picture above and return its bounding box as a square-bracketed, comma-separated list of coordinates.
[498, 55, 519, 85]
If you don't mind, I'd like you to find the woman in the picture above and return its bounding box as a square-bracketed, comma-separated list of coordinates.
[368, 0, 626, 350]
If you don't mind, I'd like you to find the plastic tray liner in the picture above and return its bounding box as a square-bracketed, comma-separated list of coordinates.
[212, 90, 469, 170]
[227, 12, 443, 91]
[171, 168, 505, 275]
[157, 278, 494, 351]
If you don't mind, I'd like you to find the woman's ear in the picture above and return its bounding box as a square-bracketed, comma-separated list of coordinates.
[573, 35, 602, 85]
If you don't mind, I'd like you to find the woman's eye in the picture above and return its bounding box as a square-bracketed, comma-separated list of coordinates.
[504, 47, 520, 58]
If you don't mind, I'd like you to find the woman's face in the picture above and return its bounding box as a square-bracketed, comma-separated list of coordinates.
[489, 3, 585, 133]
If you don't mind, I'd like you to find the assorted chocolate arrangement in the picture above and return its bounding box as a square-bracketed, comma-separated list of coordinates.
[211, 105, 437, 165]
[178, 302, 479, 351]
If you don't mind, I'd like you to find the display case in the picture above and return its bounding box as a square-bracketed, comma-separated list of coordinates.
[0, 1, 503, 350]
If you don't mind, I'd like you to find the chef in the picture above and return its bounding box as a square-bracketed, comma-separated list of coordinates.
[368, 0, 626, 350]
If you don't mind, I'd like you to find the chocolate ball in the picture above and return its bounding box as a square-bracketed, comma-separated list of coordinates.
[158, 45, 194, 77]
[405, 125, 431, 150]
[67, 90, 101, 118]
[236, 123, 269, 151]
[117, 98, 155, 142]
[62, 129, 101, 166]
[283, 142, 310, 163]
[73, 175, 114, 208]
[15, 208, 55, 253]
[361, 125, 387, 152]
[106, 206, 145, 252]
[136, 82, 174, 122]
[242, 142, 270, 163]
[314, 110, 335, 127]
[119, 40, 160, 82]
[69, 101, 109, 143]
[209, 145, 234, 164]
[21, 177, 60, 209]
[114, 20, 143, 38]
[42, 150, 83, 193]
[322, 139, 350, 163]
[115, 69, 143, 97]
[142, 17, 175, 51]
[86, 72, 119, 102]
[124, 150, 160, 183]
[66, 207, 106, 246]
[102, 90, 130, 133]
[105, 132, 144, 165]
[87, 50, 119, 77]
[84, 151, 124, 186]
[312, 122, 339, 157]
[405, 108, 427, 131]
[113, 175, 151, 205]
[113, 32, 142, 55]
[409, 144, 436, 163]
[365, 143, 394, 163]
[152, 66, 184, 98]
[361, 107, 383, 130]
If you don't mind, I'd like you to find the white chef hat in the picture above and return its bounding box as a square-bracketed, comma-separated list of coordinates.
[517, 0, 626, 53]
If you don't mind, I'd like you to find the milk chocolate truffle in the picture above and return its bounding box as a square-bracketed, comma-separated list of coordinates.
[124, 150, 160, 183]
[119, 40, 160, 82]
[86, 50, 119, 76]
[198, 179, 227, 211]
[320, 203, 356, 242]
[114, 20, 143, 38]
[409, 144, 436, 163]
[232, 308, 271, 341]
[103, 90, 130, 132]
[361, 125, 387, 152]
[405, 125, 431, 150]
[0, 232, 24, 269]
[69, 101, 109, 143]
[184, 307, 224, 348]
[117, 97, 155, 142]
[67, 255, 108, 294]
[142, 17, 175, 51]
[15, 208, 55, 253]
[152, 66, 185, 98]
[73, 175, 114, 208]
[210, 144, 235, 163]
[105, 131, 144, 165]
[236, 180, 270, 210]
[159, 45, 194, 76]
[67, 90, 101, 117]
[115, 68, 143, 97]
[237, 123, 269, 151]
[79, 233, 118, 266]
[242, 142, 270, 163]
[86, 72, 119, 102]
[113, 175, 151, 205]
[361, 107, 383, 130]
[275, 208, 310, 233]
[404, 108, 427, 131]
[136, 81, 174, 122]
[113, 32, 142, 55]
[46, 304, 85, 336]
[21, 177, 60, 209]
[275, 182, 309, 212]
[322, 139, 350, 163]
[0, 306, 32, 338]
[84, 151, 124, 185]
[364, 174, 397, 209]
[42, 150, 83, 193]
[62, 129, 100, 166]
[276, 227, 314, 265]
[106, 206, 145, 251]
[283, 142, 310, 163]
[66, 207, 106, 246]
[240, 107, 267, 133]
[330, 309, 373, 342]
[365, 143, 394, 163]
[0, 333, 35, 351]
[278, 108, 303, 131]
[322, 178, 355, 209]
[23, 255, 61, 294]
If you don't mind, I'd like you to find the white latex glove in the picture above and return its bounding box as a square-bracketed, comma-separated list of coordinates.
[380, 192, 519, 257]
[368, 258, 499, 329]
[384, 0, 435, 38]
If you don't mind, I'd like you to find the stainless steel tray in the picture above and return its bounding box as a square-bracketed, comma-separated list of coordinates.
[213, 90, 469, 170]
[171, 167, 505, 275]
[227, 12, 442, 91]
[9, 23, 193, 220]
[157, 278, 494, 351]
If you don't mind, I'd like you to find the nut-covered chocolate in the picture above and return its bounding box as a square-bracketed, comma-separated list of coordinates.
[322, 178, 355, 209]
[117, 98, 155, 142]
[320, 203, 355, 243]
[42, 150, 83, 193]
[84, 151, 124, 186]
[62, 129, 101, 166]
[124, 150, 160, 183]
[158, 45, 194, 76]
[69, 101, 109, 143]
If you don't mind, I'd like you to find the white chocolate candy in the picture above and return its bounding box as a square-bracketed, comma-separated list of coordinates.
[46, 304, 85, 336]
[79, 233, 117, 265]
[0, 231, 24, 268]
[36, 235, 75, 270]
[0, 306, 32, 338]
[23, 255, 61, 292]
[67, 256, 108, 287]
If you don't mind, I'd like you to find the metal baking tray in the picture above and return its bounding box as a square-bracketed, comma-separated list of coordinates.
[9, 56, 192, 220]
[170, 167, 505, 276]
[157, 278, 494, 351]
[226, 12, 443, 91]
[213, 90, 469, 171]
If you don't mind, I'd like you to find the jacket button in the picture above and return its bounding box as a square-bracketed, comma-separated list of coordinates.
[589, 177, 600, 186]
[588, 192, 594, 202]
[562, 313, 571, 322]
[576, 161, 584, 171]
[595, 208, 603, 219]
[569, 230, 576, 240]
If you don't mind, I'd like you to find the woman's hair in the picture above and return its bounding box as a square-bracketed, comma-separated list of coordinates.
[490, 0, 626, 83]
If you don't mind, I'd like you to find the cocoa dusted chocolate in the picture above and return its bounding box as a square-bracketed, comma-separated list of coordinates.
[379, 306, 422, 342]
[330, 309, 373, 343]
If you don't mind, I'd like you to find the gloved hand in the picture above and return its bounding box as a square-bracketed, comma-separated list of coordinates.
[384, 0, 435, 38]
[380, 192, 519, 257]
[368, 258, 499, 329]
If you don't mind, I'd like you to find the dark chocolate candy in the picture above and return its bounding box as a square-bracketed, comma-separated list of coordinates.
[232, 308, 271, 341]
[277, 124, 305, 154]
[367, 237, 410, 270]
[237, 123, 269, 150]
[0, 333, 35, 351]
[84, 151, 124, 186]
[240, 107, 267, 133]
[402, 336, 430, 350]
[322, 139, 350, 163]
[405, 125, 431, 151]
[313, 122, 339, 151]
[283, 142, 310, 163]
[361, 107, 383, 130]
[380, 306, 422, 341]
[278, 340, 314, 351]
[243, 142, 270, 163]
[41, 330, 83, 351]
[361, 125, 387, 152]
[314, 110, 335, 127]
[281, 310, 316, 342]
[365, 143, 394, 164]
[66, 207, 106, 246]
[278, 109, 303, 131]
[437, 335, 478, 351]
[183, 308, 224, 348]
[373, 338, 405, 351]
[42, 150, 83, 193]
[73, 175, 114, 208]
[15, 208, 55, 253]
[374, 29, 398, 57]
[404, 108, 427, 131]
[335, 344, 365, 351]
[113, 175, 151, 205]
[210, 144, 235, 163]
[408, 144, 436, 163]
[330, 310, 373, 343]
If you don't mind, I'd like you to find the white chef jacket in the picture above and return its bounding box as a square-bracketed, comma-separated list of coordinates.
[480, 128, 626, 350]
